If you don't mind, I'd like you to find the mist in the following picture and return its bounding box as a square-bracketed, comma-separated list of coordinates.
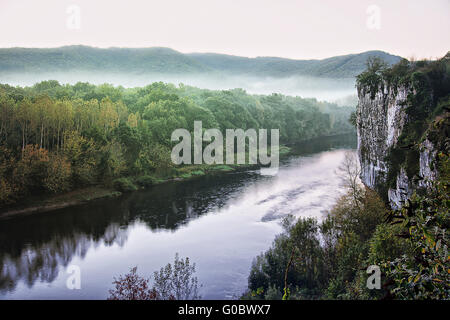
[1, 71, 357, 103]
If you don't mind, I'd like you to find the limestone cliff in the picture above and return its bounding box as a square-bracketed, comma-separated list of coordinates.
[357, 82, 414, 209]
[356, 54, 449, 209]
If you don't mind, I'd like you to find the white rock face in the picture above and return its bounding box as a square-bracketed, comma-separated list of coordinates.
[357, 83, 409, 191]
[388, 167, 412, 210]
[357, 82, 439, 209]
[386, 88, 408, 148]
[419, 139, 438, 189]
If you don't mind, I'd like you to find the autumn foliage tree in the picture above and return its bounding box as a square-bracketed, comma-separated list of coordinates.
[108, 267, 157, 300]
[107, 254, 201, 300]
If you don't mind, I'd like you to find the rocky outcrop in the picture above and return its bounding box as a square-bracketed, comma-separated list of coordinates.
[418, 139, 439, 189]
[357, 82, 439, 209]
[387, 167, 412, 210]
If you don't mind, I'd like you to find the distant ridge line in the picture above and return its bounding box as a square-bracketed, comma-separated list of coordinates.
[0, 46, 402, 78]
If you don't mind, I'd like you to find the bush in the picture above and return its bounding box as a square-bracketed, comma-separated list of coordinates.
[190, 170, 205, 176]
[368, 223, 411, 265]
[135, 175, 156, 187]
[264, 285, 283, 300]
[113, 177, 138, 192]
[212, 165, 234, 172]
[153, 253, 201, 300]
[108, 267, 157, 300]
[383, 181, 450, 299]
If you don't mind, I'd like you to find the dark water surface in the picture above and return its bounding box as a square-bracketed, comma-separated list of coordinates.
[0, 134, 356, 299]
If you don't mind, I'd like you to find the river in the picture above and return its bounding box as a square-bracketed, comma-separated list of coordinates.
[0, 134, 356, 299]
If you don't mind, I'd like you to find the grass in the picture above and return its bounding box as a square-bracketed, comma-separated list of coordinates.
[211, 164, 234, 172]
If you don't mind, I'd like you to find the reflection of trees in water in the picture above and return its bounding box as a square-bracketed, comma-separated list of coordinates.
[0, 199, 131, 293]
[0, 172, 253, 293]
[287, 133, 356, 157]
[124, 173, 254, 230]
[1, 232, 89, 292]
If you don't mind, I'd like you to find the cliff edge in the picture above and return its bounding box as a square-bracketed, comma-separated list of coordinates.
[356, 54, 449, 209]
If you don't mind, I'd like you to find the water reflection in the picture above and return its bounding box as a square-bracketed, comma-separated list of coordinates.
[0, 133, 356, 297]
[0, 170, 261, 294]
[0, 201, 130, 293]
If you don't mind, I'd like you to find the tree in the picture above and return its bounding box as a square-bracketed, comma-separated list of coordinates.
[107, 254, 201, 300]
[44, 153, 72, 193]
[108, 267, 157, 300]
[13, 144, 49, 194]
[153, 253, 201, 300]
[63, 131, 97, 185]
[339, 151, 364, 205]
[366, 56, 388, 75]
[357, 57, 388, 99]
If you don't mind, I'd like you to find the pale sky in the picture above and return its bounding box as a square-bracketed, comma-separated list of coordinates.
[0, 0, 448, 59]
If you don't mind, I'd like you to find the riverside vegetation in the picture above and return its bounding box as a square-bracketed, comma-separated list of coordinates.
[243, 54, 449, 300]
[0, 81, 354, 208]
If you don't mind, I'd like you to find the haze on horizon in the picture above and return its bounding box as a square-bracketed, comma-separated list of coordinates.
[0, 0, 448, 60]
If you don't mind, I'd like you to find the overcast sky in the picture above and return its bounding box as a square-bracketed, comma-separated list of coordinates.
[0, 0, 448, 59]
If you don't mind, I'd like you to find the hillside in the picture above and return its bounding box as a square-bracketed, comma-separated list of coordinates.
[0, 46, 210, 74]
[0, 46, 402, 78]
[188, 50, 401, 78]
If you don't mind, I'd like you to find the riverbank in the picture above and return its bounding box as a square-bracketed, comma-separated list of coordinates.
[0, 145, 292, 220]
[0, 187, 122, 220]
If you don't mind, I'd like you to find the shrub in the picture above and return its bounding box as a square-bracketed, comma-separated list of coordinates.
[264, 285, 282, 300]
[153, 253, 201, 300]
[383, 178, 450, 299]
[108, 254, 201, 300]
[190, 170, 205, 176]
[135, 175, 156, 187]
[212, 165, 234, 172]
[368, 223, 412, 266]
[113, 177, 138, 192]
[108, 267, 157, 300]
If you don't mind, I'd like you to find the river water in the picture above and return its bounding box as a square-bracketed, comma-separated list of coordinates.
[0, 134, 356, 299]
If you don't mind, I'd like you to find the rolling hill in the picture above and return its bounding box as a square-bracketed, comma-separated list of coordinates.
[0, 46, 402, 78]
[187, 50, 401, 78]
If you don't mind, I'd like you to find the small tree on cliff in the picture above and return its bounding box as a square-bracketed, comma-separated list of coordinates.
[357, 57, 388, 99]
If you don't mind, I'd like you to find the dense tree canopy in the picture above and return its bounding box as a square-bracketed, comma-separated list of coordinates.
[0, 80, 355, 206]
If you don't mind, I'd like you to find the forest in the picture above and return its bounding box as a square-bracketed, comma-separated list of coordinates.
[0, 80, 355, 206]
